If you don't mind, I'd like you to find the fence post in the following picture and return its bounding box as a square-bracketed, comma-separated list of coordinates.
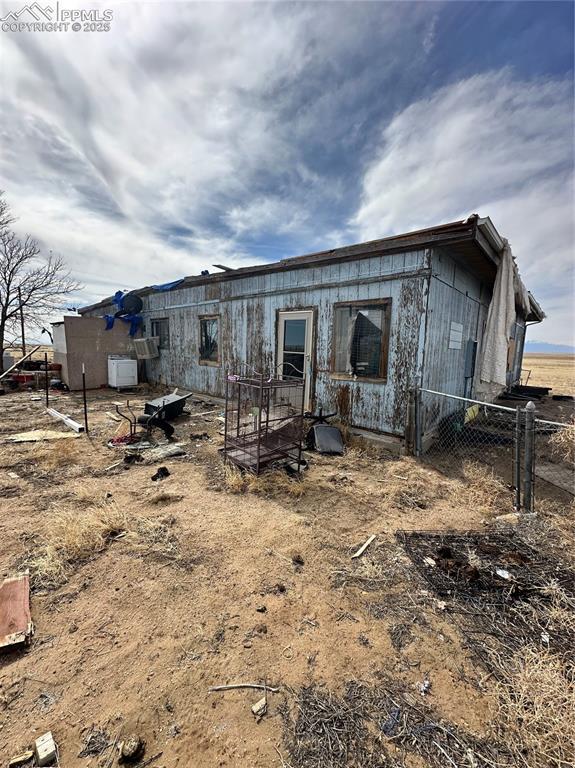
[415, 387, 422, 457]
[514, 406, 522, 510]
[523, 401, 536, 513]
[406, 388, 416, 455]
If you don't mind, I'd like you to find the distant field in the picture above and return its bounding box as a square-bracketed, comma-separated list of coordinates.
[523, 353, 575, 394]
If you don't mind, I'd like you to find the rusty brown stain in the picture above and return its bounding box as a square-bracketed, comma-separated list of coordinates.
[390, 278, 427, 431]
[335, 384, 351, 423]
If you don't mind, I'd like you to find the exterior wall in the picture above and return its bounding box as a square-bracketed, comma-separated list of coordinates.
[420, 249, 492, 433]
[85, 249, 431, 436]
[52, 316, 135, 390]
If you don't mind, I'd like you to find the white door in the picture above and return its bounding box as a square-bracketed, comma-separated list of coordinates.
[277, 310, 314, 410]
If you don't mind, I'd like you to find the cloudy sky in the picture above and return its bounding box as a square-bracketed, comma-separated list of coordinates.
[0, 1, 573, 343]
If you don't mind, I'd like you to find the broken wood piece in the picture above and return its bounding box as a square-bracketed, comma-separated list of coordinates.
[106, 411, 122, 422]
[3, 429, 81, 443]
[0, 570, 34, 651]
[208, 683, 279, 693]
[0, 345, 41, 381]
[8, 750, 34, 768]
[351, 534, 376, 559]
[251, 695, 267, 720]
[47, 407, 85, 433]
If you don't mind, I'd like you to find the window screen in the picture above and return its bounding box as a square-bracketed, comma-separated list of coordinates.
[333, 302, 390, 379]
[199, 316, 219, 362]
[151, 318, 170, 349]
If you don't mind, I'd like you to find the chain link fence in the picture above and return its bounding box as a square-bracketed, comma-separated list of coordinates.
[533, 417, 575, 498]
[413, 388, 574, 511]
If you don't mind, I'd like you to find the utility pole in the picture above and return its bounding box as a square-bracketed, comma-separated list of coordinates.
[17, 286, 26, 356]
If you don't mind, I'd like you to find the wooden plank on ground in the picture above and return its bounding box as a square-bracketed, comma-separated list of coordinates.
[0, 571, 33, 651]
[351, 534, 376, 559]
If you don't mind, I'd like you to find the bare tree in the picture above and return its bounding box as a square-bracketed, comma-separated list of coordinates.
[0, 193, 81, 372]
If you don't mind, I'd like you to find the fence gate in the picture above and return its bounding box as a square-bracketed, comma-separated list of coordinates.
[413, 388, 574, 510]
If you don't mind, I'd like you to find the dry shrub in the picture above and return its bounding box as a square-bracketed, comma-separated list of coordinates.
[31, 438, 83, 470]
[493, 646, 575, 768]
[26, 501, 128, 589]
[549, 420, 575, 465]
[222, 462, 305, 498]
[129, 515, 179, 560]
[457, 461, 508, 513]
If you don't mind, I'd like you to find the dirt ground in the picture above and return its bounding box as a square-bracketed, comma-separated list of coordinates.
[0, 364, 573, 767]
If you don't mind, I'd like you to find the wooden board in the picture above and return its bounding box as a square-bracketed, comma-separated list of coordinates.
[0, 571, 33, 650]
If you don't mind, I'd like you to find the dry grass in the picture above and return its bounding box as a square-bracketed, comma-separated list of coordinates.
[523, 354, 575, 395]
[26, 501, 128, 589]
[222, 463, 306, 498]
[493, 646, 575, 768]
[458, 460, 509, 513]
[31, 438, 84, 470]
[549, 419, 575, 465]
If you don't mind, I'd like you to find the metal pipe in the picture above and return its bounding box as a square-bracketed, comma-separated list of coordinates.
[18, 286, 26, 356]
[514, 406, 521, 510]
[82, 363, 89, 435]
[523, 401, 536, 513]
[44, 352, 49, 408]
[419, 388, 517, 413]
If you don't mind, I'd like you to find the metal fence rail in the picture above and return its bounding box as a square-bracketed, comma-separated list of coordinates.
[414, 388, 574, 511]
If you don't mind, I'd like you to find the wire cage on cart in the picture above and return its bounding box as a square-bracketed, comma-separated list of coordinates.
[223, 364, 306, 475]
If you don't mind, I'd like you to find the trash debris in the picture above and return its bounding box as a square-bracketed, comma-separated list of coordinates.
[46, 407, 84, 433]
[352, 534, 376, 559]
[37, 691, 58, 712]
[139, 444, 186, 464]
[256, 605, 267, 613]
[3, 429, 81, 443]
[307, 423, 345, 455]
[8, 750, 34, 768]
[78, 726, 110, 757]
[423, 556, 436, 567]
[34, 731, 57, 767]
[0, 570, 34, 651]
[151, 466, 170, 481]
[118, 734, 145, 763]
[208, 683, 280, 693]
[495, 568, 511, 580]
[417, 676, 431, 696]
[251, 695, 267, 721]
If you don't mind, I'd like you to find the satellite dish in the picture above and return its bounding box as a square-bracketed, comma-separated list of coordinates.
[120, 292, 143, 315]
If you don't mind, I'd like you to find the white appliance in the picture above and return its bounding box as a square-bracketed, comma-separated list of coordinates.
[108, 356, 138, 389]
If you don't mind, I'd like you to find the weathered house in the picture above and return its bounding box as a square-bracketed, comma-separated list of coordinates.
[78, 215, 543, 448]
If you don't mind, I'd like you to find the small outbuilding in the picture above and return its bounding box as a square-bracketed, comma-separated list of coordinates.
[78, 215, 544, 449]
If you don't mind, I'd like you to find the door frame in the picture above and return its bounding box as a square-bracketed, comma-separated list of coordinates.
[276, 308, 316, 411]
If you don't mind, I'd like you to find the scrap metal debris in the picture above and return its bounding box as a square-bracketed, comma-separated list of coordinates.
[397, 530, 575, 677]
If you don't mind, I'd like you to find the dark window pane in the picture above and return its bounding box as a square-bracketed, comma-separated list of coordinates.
[200, 318, 218, 362]
[151, 319, 170, 349]
[283, 319, 306, 352]
[333, 304, 387, 378]
[282, 352, 305, 378]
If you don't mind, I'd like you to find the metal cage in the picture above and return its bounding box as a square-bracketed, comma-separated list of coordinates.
[223, 364, 305, 474]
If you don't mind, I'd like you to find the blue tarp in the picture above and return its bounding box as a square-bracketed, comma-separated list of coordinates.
[104, 313, 143, 337]
[151, 279, 185, 292]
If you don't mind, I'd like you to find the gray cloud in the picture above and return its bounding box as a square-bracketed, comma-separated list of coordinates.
[0, 3, 572, 344]
[353, 70, 574, 344]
